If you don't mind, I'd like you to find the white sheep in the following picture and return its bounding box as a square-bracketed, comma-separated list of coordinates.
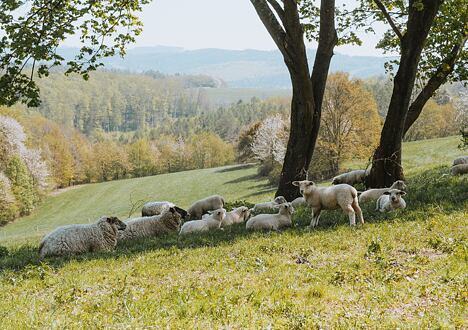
[358, 180, 407, 203]
[452, 156, 468, 166]
[291, 196, 307, 208]
[180, 208, 226, 235]
[450, 163, 468, 176]
[187, 195, 225, 220]
[292, 180, 364, 227]
[220, 206, 251, 227]
[246, 203, 294, 231]
[376, 189, 407, 212]
[141, 201, 175, 217]
[252, 196, 287, 213]
[332, 169, 367, 186]
[39, 216, 126, 258]
[118, 207, 186, 241]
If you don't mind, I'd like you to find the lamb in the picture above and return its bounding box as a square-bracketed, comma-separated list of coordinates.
[376, 189, 407, 212]
[187, 195, 225, 220]
[450, 163, 468, 176]
[118, 206, 187, 241]
[252, 196, 287, 213]
[358, 180, 407, 203]
[246, 203, 294, 231]
[291, 196, 307, 208]
[220, 206, 251, 227]
[39, 216, 126, 258]
[141, 201, 175, 217]
[452, 156, 468, 166]
[180, 208, 226, 235]
[332, 169, 367, 186]
[292, 180, 364, 227]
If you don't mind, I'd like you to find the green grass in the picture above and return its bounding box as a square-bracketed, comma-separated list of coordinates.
[0, 136, 467, 328]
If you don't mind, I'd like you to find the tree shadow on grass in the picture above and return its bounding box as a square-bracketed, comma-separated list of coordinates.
[215, 163, 257, 173]
[0, 167, 465, 274]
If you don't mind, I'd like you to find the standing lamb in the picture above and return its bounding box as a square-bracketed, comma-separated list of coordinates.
[376, 189, 407, 212]
[358, 180, 407, 203]
[118, 206, 187, 242]
[180, 208, 226, 235]
[219, 206, 251, 227]
[246, 203, 294, 231]
[332, 170, 367, 186]
[452, 156, 468, 166]
[252, 196, 287, 213]
[292, 180, 364, 227]
[39, 216, 126, 258]
[450, 163, 468, 176]
[187, 195, 225, 220]
[141, 201, 175, 217]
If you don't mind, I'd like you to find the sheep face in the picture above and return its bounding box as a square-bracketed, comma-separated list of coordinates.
[392, 180, 407, 191]
[278, 203, 294, 215]
[172, 206, 188, 219]
[274, 196, 287, 204]
[208, 208, 226, 222]
[238, 206, 251, 221]
[105, 216, 127, 231]
[384, 189, 406, 204]
[332, 177, 341, 185]
[292, 180, 316, 196]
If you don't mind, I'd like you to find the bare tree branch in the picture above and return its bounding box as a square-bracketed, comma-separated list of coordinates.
[373, 0, 404, 40]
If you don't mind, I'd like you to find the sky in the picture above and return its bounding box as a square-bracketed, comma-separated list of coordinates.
[66, 0, 389, 56]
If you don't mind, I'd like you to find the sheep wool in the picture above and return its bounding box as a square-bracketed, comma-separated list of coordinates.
[187, 195, 225, 220]
[246, 203, 294, 231]
[142, 201, 175, 217]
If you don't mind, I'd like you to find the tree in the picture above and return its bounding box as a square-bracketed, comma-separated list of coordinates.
[190, 132, 235, 169]
[351, 0, 467, 187]
[251, 114, 288, 167]
[128, 139, 157, 177]
[250, 0, 338, 200]
[0, 0, 149, 107]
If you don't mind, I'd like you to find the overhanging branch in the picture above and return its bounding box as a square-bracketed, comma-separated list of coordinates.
[373, 0, 403, 40]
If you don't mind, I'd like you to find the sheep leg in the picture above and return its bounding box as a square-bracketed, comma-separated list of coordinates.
[310, 208, 321, 228]
[352, 198, 364, 224]
[343, 205, 356, 226]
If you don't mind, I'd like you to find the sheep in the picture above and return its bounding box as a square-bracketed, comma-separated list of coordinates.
[39, 216, 126, 258]
[141, 201, 175, 217]
[376, 189, 407, 212]
[118, 206, 187, 241]
[291, 196, 307, 208]
[187, 195, 225, 220]
[292, 180, 364, 227]
[220, 206, 251, 227]
[180, 208, 226, 235]
[332, 169, 367, 186]
[452, 156, 468, 166]
[246, 203, 294, 231]
[358, 180, 407, 203]
[252, 196, 287, 213]
[450, 163, 468, 176]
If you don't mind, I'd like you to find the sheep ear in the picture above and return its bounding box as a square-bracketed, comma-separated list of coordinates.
[398, 191, 406, 196]
[383, 191, 391, 195]
[292, 181, 300, 186]
[169, 207, 176, 213]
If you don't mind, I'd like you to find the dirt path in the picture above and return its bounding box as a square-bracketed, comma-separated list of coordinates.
[48, 184, 85, 197]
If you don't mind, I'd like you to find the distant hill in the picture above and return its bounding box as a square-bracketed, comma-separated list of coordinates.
[59, 46, 393, 88]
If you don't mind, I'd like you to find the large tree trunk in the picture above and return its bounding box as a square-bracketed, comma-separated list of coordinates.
[366, 0, 442, 188]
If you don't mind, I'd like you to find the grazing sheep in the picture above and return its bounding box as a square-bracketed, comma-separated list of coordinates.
[450, 163, 468, 176]
[118, 206, 186, 241]
[180, 208, 226, 235]
[453, 156, 468, 166]
[187, 195, 225, 220]
[332, 170, 367, 186]
[39, 216, 126, 258]
[291, 197, 307, 208]
[376, 189, 407, 212]
[142, 201, 175, 217]
[358, 180, 407, 203]
[219, 206, 251, 227]
[292, 180, 364, 227]
[252, 196, 287, 213]
[246, 203, 294, 231]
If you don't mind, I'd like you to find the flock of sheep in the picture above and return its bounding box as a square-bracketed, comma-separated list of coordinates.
[39, 155, 467, 259]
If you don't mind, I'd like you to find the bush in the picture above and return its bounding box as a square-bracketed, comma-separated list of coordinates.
[0, 173, 19, 225]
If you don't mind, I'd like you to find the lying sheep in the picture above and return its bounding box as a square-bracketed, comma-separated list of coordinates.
[252, 196, 287, 213]
[39, 216, 126, 258]
[453, 156, 468, 166]
[291, 197, 307, 208]
[376, 189, 407, 212]
[358, 180, 407, 203]
[119, 206, 187, 241]
[450, 163, 468, 176]
[293, 180, 364, 227]
[332, 169, 367, 186]
[180, 208, 226, 235]
[187, 195, 225, 220]
[141, 201, 175, 217]
[220, 206, 251, 227]
[246, 203, 294, 231]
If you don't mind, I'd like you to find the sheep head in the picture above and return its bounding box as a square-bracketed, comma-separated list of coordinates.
[274, 196, 287, 204]
[383, 189, 406, 204]
[278, 203, 294, 215]
[208, 208, 226, 222]
[292, 180, 316, 196]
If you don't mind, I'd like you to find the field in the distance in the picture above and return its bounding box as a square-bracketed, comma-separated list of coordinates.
[0, 136, 466, 328]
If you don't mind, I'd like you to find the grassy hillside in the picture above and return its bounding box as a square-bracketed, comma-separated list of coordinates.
[0, 136, 466, 328]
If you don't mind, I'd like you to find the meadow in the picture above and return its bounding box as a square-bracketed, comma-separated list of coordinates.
[0, 136, 466, 328]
